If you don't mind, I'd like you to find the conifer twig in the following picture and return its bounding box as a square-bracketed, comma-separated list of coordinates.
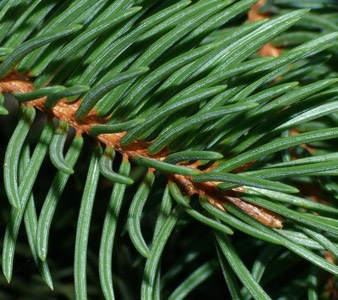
[0, 71, 284, 228]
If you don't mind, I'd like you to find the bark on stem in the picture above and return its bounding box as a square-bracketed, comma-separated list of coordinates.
[0, 71, 283, 228]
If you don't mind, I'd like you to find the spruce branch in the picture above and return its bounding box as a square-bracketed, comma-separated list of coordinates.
[1, 0, 338, 299]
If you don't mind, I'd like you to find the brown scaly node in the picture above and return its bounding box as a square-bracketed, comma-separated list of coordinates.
[171, 173, 283, 229]
[0, 71, 168, 160]
[0, 71, 283, 229]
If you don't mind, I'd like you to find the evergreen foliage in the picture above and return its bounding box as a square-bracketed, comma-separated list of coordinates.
[0, 0, 338, 299]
